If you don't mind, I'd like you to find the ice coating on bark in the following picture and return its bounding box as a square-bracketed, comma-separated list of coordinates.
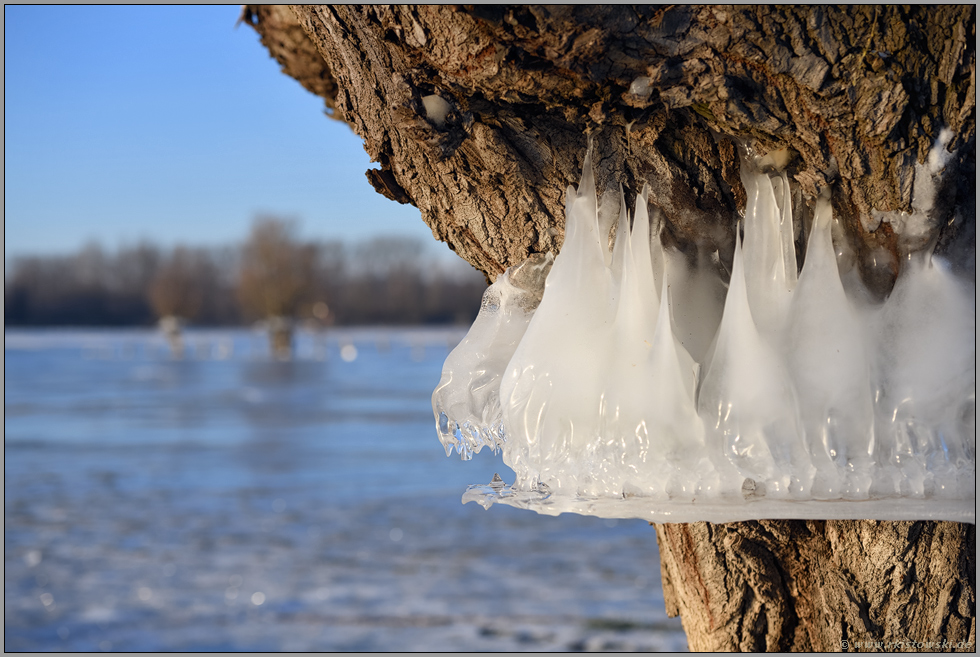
[438, 148, 975, 524]
[873, 128, 956, 240]
[871, 252, 976, 499]
[633, 289, 704, 499]
[662, 248, 726, 367]
[498, 147, 616, 491]
[786, 195, 874, 499]
[432, 253, 553, 459]
[698, 231, 810, 499]
[741, 165, 797, 339]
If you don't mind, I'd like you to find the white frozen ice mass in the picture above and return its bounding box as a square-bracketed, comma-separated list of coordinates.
[433, 253, 554, 460]
[872, 127, 956, 239]
[433, 145, 975, 524]
[421, 94, 452, 128]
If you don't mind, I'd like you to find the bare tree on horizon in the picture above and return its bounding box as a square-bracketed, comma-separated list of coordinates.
[237, 217, 319, 358]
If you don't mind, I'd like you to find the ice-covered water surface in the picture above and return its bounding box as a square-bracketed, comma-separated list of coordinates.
[5, 328, 686, 652]
[435, 147, 975, 524]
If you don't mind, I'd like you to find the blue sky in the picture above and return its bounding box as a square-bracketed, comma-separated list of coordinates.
[4, 5, 444, 259]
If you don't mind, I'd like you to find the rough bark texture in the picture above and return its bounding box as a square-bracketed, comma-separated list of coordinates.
[656, 520, 975, 652]
[245, 4, 975, 293]
[244, 5, 976, 651]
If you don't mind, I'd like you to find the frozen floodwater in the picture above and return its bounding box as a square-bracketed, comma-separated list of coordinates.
[4, 327, 686, 652]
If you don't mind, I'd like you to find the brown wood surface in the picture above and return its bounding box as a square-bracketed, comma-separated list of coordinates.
[243, 5, 976, 650]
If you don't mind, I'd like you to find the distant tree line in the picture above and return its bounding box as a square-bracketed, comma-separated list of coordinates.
[5, 219, 487, 327]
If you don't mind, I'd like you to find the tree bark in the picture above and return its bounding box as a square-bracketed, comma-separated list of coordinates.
[655, 520, 975, 651]
[244, 5, 976, 651]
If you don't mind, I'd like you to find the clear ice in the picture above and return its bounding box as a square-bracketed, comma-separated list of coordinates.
[433, 145, 976, 524]
[433, 253, 553, 460]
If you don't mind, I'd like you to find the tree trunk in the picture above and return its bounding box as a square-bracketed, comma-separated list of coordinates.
[243, 5, 976, 650]
[655, 520, 975, 651]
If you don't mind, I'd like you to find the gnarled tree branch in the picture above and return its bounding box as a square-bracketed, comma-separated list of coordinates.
[245, 5, 976, 651]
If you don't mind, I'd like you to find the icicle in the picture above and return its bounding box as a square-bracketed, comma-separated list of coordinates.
[439, 138, 975, 525]
[741, 165, 796, 338]
[786, 194, 874, 499]
[432, 253, 553, 459]
[589, 187, 662, 498]
[639, 287, 704, 500]
[872, 251, 976, 500]
[499, 146, 615, 492]
[697, 230, 811, 499]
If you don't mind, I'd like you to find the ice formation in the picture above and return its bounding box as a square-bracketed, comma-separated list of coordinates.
[433, 146, 975, 524]
[872, 128, 956, 239]
[421, 94, 452, 128]
[433, 253, 553, 459]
